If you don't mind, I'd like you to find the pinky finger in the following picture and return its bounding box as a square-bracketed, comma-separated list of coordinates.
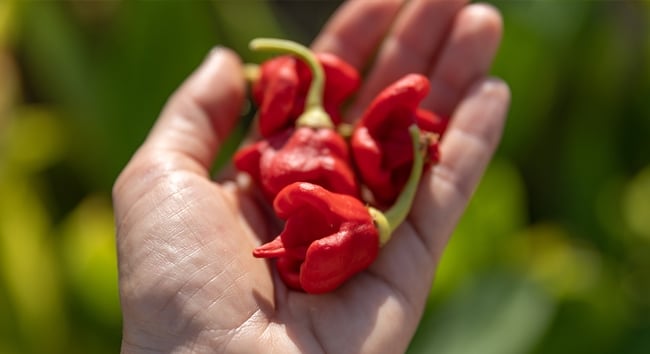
[411, 77, 511, 255]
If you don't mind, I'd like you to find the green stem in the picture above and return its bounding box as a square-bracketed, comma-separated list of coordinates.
[249, 38, 333, 129]
[243, 63, 260, 83]
[372, 124, 427, 246]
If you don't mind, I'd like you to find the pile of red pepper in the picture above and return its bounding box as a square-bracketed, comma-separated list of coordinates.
[233, 39, 447, 294]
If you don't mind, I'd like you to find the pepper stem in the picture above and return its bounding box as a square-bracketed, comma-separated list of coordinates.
[373, 124, 427, 246]
[249, 38, 333, 129]
[244, 63, 260, 83]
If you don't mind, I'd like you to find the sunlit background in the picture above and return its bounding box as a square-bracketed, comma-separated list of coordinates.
[0, 1, 648, 353]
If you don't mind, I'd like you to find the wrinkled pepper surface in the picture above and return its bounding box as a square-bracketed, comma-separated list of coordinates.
[253, 182, 380, 294]
[253, 53, 360, 137]
[351, 73, 447, 207]
[237, 39, 360, 200]
[233, 126, 359, 200]
[239, 38, 433, 294]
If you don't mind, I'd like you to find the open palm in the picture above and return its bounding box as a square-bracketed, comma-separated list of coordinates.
[113, 0, 510, 353]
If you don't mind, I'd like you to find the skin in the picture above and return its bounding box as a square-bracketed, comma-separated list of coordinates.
[112, 0, 511, 353]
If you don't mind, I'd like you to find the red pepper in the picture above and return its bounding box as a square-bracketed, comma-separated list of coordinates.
[253, 182, 380, 294]
[242, 39, 436, 294]
[252, 56, 300, 138]
[238, 39, 359, 199]
[350, 74, 446, 207]
[253, 53, 360, 137]
[233, 126, 359, 200]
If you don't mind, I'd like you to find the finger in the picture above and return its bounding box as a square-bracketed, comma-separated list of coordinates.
[347, 0, 467, 119]
[143, 47, 245, 175]
[311, 0, 404, 70]
[423, 3, 504, 117]
[360, 78, 509, 331]
[412, 77, 511, 255]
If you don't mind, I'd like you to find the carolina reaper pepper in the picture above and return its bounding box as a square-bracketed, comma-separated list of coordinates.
[239, 38, 434, 293]
[253, 182, 380, 293]
[233, 126, 359, 200]
[235, 38, 359, 199]
[350, 73, 447, 207]
[253, 125, 429, 293]
[252, 52, 360, 137]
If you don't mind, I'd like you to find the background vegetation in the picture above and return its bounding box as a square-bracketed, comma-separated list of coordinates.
[0, 1, 648, 353]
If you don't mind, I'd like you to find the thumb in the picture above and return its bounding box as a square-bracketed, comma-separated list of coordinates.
[142, 47, 245, 175]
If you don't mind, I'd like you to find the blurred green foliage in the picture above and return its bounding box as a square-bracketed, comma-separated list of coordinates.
[0, 1, 648, 353]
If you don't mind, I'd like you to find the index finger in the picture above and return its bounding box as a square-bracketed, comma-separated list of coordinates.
[114, 47, 245, 202]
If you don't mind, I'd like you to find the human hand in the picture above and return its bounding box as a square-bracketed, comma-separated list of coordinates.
[113, 0, 510, 353]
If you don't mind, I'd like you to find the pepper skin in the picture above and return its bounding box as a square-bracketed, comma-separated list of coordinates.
[350, 74, 446, 207]
[233, 126, 359, 200]
[253, 53, 360, 137]
[253, 182, 379, 294]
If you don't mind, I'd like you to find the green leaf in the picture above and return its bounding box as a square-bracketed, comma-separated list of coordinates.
[0, 172, 68, 353]
[509, 223, 603, 299]
[59, 194, 120, 327]
[4, 106, 67, 172]
[409, 271, 555, 354]
[623, 165, 650, 240]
